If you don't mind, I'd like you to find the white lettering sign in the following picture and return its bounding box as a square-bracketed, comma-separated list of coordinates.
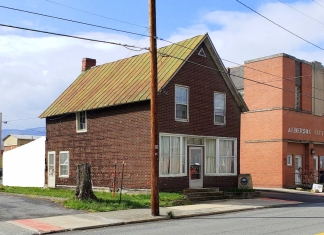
[287, 127, 311, 135]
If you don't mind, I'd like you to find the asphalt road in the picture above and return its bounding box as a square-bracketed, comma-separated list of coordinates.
[54, 202, 324, 235]
[0, 193, 83, 222]
[260, 190, 324, 203]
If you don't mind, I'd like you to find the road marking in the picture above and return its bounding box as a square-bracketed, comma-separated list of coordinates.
[11, 219, 63, 233]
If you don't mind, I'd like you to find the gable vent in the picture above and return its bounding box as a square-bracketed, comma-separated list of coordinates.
[198, 48, 206, 57]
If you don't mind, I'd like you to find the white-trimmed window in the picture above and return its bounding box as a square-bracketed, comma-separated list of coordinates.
[287, 155, 292, 166]
[59, 151, 69, 177]
[76, 111, 87, 132]
[214, 92, 226, 125]
[175, 85, 189, 121]
[160, 135, 186, 176]
[205, 138, 237, 175]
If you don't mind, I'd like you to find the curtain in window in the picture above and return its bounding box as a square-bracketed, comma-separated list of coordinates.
[182, 138, 186, 173]
[160, 136, 170, 175]
[219, 140, 234, 173]
[170, 137, 180, 174]
[206, 139, 216, 173]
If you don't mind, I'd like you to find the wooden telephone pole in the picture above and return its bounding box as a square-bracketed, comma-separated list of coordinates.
[149, 0, 159, 216]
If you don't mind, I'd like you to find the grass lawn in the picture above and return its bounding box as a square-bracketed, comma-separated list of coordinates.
[0, 185, 189, 212]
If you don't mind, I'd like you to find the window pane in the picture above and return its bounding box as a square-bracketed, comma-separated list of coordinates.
[171, 155, 180, 174]
[171, 137, 180, 156]
[176, 104, 187, 119]
[219, 157, 234, 173]
[206, 139, 216, 173]
[161, 136, 170, 155]
[176, 87, 188, 104]
[215, 115, 225, 123]
[159, 155, 170, 175]
[219, 140, 233, 156]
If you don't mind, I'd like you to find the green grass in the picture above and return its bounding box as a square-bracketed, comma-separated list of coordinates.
[0, 186, 188, 212]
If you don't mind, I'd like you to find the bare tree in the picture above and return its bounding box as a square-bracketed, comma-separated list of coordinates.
[75, 163, 97, 200]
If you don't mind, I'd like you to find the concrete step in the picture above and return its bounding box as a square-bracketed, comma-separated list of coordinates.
[183, 188, 224, 202]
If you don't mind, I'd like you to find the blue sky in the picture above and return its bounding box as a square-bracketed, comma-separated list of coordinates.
[0, 0, 324, 130]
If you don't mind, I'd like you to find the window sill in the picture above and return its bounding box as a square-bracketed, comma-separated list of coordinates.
[59, 175, 69, 178]
[214, 122, 226, 126]
[76, 129, 87, 133]
[205, 173, 237, 176]
[159, 174, 187, 177]
[175, 119, 189, 122]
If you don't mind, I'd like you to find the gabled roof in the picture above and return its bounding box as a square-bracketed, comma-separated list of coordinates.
[40, 34, 247, 118]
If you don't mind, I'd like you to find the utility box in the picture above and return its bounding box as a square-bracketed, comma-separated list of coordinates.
[238, 174, 253, 189]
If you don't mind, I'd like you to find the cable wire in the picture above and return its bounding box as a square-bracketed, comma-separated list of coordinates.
[235, 0, 324, 51]
[311, 0, 324, 9]
[0, 5, 150, 38]
[44, 0, 147, 29]
[278, 0, 324, 27]
[0, 23, 149, 51]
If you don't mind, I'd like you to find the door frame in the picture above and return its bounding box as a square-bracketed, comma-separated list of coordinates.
[295, 155, 302, 185]
[48, 151, 56, 188]
[189, 146, 203, 188]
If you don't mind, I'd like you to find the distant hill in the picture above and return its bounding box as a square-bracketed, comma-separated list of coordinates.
[1, 127, 46, 149]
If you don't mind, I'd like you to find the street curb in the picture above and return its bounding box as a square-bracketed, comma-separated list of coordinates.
[36, 203, 300, 234]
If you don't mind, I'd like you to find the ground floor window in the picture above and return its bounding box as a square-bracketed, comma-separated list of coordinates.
[205, 138, 237, 175]
[59, 151, 69, 177]
[160, 135, 186, 176]
[159, 133, 237, 177]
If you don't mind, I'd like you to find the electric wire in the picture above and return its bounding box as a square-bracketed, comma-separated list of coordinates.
[44, 0, 147, 29]
[278, 0, 324, 27]
[3, 123, 46, 135]
[311, 0, 324, 9]
[235, 0, 324, 51]
[0, 23, 149, 51]
[0, 5, 150, 39]
[158, 51, 324, 102]
[0, 3, 319, 86]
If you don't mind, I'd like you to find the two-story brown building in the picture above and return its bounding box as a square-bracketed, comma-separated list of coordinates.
[40, 34, 248, 191]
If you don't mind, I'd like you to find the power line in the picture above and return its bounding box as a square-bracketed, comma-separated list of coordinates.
[3, 123, 46, 135]
[0, 5, 150, 39]
[0, 23, 149, 51]
[44, 0, 147, 29]
[235, 0, 324, 51]
[2, 3, 317, 88]
[1, 117, 39, 123]
[158, 51, 324, 102]
[278, 0, 324, 27]
[311, 0, 324, 9]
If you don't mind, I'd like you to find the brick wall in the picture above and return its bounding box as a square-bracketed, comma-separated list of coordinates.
[46, 42, 243, 191]
[241, 54, 324, 187]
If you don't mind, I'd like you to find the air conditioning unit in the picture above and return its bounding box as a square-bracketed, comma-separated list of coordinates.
[238, 174, 253, 189]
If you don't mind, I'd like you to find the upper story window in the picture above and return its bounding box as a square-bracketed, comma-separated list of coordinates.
[214, 92, 226, 125]
[76, 111, 87, 132]
[175, 85, 189, 121]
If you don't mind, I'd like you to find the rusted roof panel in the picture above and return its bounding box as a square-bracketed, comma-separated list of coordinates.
[40, 35, 205, 118]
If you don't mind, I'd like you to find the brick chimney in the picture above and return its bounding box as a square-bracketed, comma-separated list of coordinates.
[82, 58, 96, 71]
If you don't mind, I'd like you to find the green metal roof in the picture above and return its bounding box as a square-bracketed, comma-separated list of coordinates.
[40, 35, 206, 118]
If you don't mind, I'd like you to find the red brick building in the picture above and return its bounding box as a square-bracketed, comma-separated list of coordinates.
[40, 34, 247, 191]
[230, 53, 324, 188]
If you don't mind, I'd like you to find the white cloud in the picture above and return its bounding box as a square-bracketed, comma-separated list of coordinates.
[1, 0, 324, 129]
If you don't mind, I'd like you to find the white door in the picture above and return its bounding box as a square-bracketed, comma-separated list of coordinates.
[313, 156, 319, 183]
[295, 155, 302, 185]
[189, 147, 203, 188]
[48, 152, 56, 188]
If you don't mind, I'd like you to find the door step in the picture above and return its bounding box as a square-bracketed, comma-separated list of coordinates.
[183, 188, 224, 201]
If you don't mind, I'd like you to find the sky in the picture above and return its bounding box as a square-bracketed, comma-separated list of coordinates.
[0, 0, 324, 131]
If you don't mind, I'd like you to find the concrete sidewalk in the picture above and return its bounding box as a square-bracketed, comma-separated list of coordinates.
[4, 198, 301, 234]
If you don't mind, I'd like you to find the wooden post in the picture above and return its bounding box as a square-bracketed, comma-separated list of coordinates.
[149, 0, 159, 216]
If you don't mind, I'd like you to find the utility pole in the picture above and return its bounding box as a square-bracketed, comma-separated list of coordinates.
[149, 0, 159, 216]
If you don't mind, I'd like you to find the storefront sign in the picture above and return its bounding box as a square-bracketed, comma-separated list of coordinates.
[287, 127, 311, 135]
